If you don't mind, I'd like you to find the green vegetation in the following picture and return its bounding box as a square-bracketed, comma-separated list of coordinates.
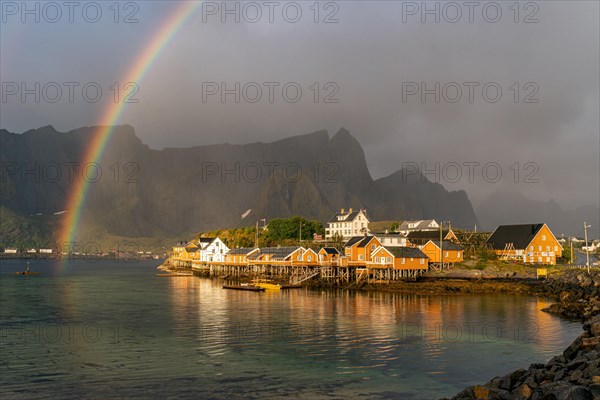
[265, 216, 323, 242]
[202, 216, 324, 248]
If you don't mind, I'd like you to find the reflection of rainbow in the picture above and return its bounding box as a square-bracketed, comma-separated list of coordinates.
[58, 2, 200, 259]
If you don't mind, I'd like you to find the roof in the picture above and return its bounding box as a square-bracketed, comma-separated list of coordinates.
[344, 236, 366, 247]
[228, 247, 256, 255]
[320, 247, 341, 255]
[198, 237, 216, 243]
[406, 230, 452, 240]
[344, 236, 376, 248]
[249, 246, 302, 259]
[424, 240, 463, 250]
[486, 224, 546, 250]
[383, 246, 428, 259]
[185, 242, 199, 249]
[398, 219, 438, 231]
[356, 236, 377, 248]
[373, 232, 408, 238]
[327, 210, 363, 223]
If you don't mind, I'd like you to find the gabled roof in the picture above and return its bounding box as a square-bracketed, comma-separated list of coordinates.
[486, 224, 547, 250]
[185, 242, 199, 249]
[320, 247, 341, 255]
[383, 246, 428, 259]
[424, 240, 463, 251]
[327, 210, 364, 223]
[356, 236, 378, 248]
[198, 237, 216, 243]
[344, 236, 366, 247]
[398, 219, 438, 231]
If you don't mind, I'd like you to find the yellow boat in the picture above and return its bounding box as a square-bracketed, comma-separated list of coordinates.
[252, 280, 281, 290]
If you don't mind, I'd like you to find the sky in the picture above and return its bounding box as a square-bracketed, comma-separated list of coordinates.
[1, 0, 599, 210]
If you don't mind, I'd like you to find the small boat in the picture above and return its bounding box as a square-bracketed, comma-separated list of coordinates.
[280, 284, 303, 289]
[16, 262, 40, 276]
[255, 282, 281, 290]
[222, 284, 265, 292]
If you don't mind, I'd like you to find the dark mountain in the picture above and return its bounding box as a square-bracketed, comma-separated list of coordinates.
[0, 125, 478, 243]
[476, 190, 599, 239]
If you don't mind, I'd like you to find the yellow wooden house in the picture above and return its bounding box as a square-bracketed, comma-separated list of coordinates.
[420, 240, 464, 265]
[343, 236, 382, 263]
[486, 223, 562, 265]
[371, 246, 429, 270]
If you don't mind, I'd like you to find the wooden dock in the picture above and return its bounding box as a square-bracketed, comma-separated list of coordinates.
[222, 284, 265, 292]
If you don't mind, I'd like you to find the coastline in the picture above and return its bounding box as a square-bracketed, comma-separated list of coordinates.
[162, 259, 599, 398]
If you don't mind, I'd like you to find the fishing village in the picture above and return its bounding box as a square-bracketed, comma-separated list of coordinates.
[158, 208, 600, 292]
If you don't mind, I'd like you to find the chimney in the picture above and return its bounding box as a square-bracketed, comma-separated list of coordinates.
[341, 208, 345, 213]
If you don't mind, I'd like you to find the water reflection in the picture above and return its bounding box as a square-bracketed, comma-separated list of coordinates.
[0, 260, 582, 399]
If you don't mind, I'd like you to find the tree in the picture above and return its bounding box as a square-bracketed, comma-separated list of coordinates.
[265, 216, 324, 242]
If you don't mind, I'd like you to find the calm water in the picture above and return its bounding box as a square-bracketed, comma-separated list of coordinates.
[0, 259, 582, 399]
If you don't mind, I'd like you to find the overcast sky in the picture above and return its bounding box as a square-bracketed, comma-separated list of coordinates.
[1, 0, 598, 209]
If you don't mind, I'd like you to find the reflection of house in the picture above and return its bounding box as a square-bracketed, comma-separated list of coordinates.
[343, 236, 381, 262]
[325, 208, 370, 239]
[397, 219, 439, 235]
[198, 237, 229, 262]
[405, 229, 457, 246]
[486, 223, 562, 265]
[420, 240, 464, 264]
[371, 246, 429, 270]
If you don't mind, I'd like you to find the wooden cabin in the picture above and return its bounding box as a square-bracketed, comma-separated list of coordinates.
[248, 246, 304, 263]
[405, 229, 458, 246]
[420, 240, 464, 265]
[224, 247, 259, 264]
[319, 247, 342, 262]
[343, 236, 382, 263]
[182, 242, 200, 260]
[371, 246, 429, 270]
[486, 223, 562, 265]
[300, 248, 319, 264]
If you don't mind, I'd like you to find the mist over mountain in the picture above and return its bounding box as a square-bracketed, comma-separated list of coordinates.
[1, 125, 478, 244]
[476, 190, 600, 239]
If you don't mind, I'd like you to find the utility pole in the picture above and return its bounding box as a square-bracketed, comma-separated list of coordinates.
[584, 222, 591, 272]
[255, 220, 259, 248]
[570, 237, 574, 264]
[299, 221, 304, 242]
[440, 221, 443, 270]
[255, 218, 266, 248]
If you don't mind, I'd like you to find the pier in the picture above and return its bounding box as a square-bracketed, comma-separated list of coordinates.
[167, 257, 426, 285]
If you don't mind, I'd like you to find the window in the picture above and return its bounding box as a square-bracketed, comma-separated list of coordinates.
[358, 254, 364, 260]
[420, 258, 425, 264]
[371, 244, 376, 250]
[554, 246, 558, 251]
[307, 255, 312, 261]
[530, 246, 534, 251]
[538, 256, 542, 262]
[445, 251, 449, 257]
[542, 235, 546, 241]
[401, 258, 405, 264]
[386, 257, 391, 263]
[538, 246, 542, 251]
[546, 246, 550, 251]
[546, 257, 550, 262]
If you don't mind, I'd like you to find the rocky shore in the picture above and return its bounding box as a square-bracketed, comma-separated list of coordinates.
[445, 270, 600, 400]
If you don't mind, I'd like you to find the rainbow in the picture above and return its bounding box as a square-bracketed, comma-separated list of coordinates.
[58, 1, 200, 259]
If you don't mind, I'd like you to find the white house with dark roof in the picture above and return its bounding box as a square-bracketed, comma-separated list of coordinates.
[197, 237, 229, 263]
[397, 219, 439, 235]
[325, 208, 370, 240]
